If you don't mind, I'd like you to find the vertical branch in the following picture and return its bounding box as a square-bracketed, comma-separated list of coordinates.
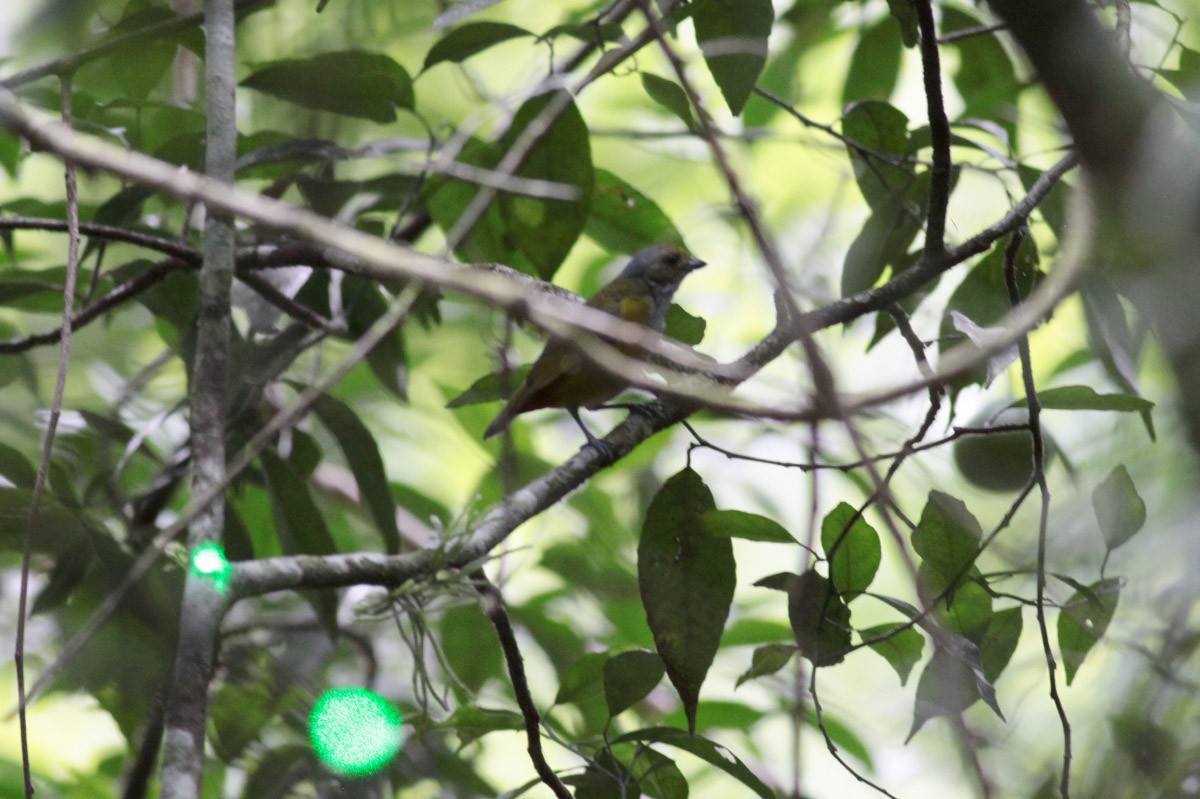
[1003, 229, 1072, 798]
[13, 73, 83, 799]
[913, 0, 952, 256]
[160, 0, 238, 795]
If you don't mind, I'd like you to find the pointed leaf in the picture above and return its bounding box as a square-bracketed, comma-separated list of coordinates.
[980, 607, 1023, 683]
[911, 491, 982, 585]
[1092, 465, 1145, 551]
[603, 649, 666, 717]
[444, 706, 525, 747]
[843, 16, 902, 103]
[1013, 385, 1155, 413]
[610, 727, 774, 799]
[585, 167, 684, 255]
[693, 0, 774, 115]
[422, 22, 532, 71]
[1058, 577, 1120, 684]
[860, 623, 924, 685]
[639, 469, 735, 733]
[446, 364, 534, 408]
[242, 50, 413, 122]
[820, 502, 881, 599]
[735, 643, 797, 687]
[841, 100, 910, 209]
[701, 509, 796, 543]
[788, 569, 852, 666]
[641, 73, 699, 131]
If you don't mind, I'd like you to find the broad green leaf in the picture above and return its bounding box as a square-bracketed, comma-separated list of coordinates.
[422, 22, 532, 71]
[628, 747, 688, 799]
[312, 395, 401, 554]
[0, 131, 20, 178]
[499, 92, 595, 279]
[840, 182, 924, 296]
[908, 645, 983, 740]
[788, 569, 852, 666]
[920, 563, 993, 644]
[98, 8, 180, 100]
[343, 275, 409, 399]
[860, 623, 924, 685]
[911, 491, 982, 585]
[980, 607, 1023, 683]
[1092, 465, 1146, 551]
[639, 469, 735, 733]
[1013, 385, 1156, 413]
[720, 617, 793, 647]
[735, 643, 797, 687]
[555, 651, 609, 705]
[693, 0, 774, 115]
[610, 727, 774, 799]
[570, 747, 638, 799]
[820, 502, 881, 599]
[701, 509, 796, 543]
[603, 649, 666, 717]
[242, 50, 413, 123]
[641, 73, 699, 131]
[585, 168, 684, 254]
[427, 138, 528, 268]
[31, 545, 92, 615]
[441, 604, 503, 694]
[841, 100, 910, 209]
[0, 442, 36, 488]
[884, 0, 919, 47]
[941, 8, 1020, 144]
[664, 304, 706, 346]
[444, 706, 524, 747]
[843, 16, 902, 103]
[446, 364, 534, 408]
[1058, 577, 1120, 684]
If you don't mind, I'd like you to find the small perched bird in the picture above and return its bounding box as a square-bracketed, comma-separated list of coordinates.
[483, 244, 706, 445]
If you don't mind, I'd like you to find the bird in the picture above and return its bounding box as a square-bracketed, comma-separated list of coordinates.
[482, 244, 706, 446]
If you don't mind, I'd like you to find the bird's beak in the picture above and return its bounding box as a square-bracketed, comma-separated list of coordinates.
[685, 257, 706, 271]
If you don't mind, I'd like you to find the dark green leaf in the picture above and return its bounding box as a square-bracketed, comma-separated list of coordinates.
[312, 395, 401, 554]
[0, 442, 37, 488]
[585, 168, 685, 255]
[603, 649, 666, 717]
[446, 364, 534, 408]
[570, 747, 638, 799]
[701, 509, 796, 543]
[1092, 465, 1145, 551]
[244, 745, 313, 798]
[1012, 385, 1156, 413]
[555, 651, 609, 705]
[840, 176, 925, 296]
[820, 502, 881, 599]
[753, 571, 798, 592]
[610, 727, 774, 799]
[720, 617, 793, 647]
[32, 544, 92, 615]
[427, 138, 529, 268]
[664, 304, 706, 346]
[639, 469, 735, 733]
[540, 22, 626, 44]
[422, 22, 532, 71]
[1109, 713, 1179, 777]
[1058, 577, 1120, 685]
[444, 706, 524, 747]
[210, 681, 278, 762]
[242, 50, 414, 122]
[641, 73, 699, 131]
[911, 490, 982, 585]
[344, 275, 408, 399]
[788, 569, 852, 666]
[860, 623, 924, 685]
[908, 645, 983, 740]
[628, 747, 688, 799]
[0, 131, 20, 178]
[884, 0, 919, 47]
[735, 643, 797, 687]
[941, 8, 1020, 144]
[843, 16, 902, 103]
[693, 0, 774, 115]
[980, 607, 1023, 683]
[921, 563, 993, 644]
[499, 91, 595, 279]
[841, 100, 910, 209]
[442, 604, 503, 694]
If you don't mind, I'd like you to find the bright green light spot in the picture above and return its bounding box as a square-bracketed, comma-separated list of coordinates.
[189, 542, 231, 593]
[309, 688, 404, 777]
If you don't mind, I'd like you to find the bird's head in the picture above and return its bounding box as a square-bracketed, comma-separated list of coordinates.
[618, 244, 706, 287]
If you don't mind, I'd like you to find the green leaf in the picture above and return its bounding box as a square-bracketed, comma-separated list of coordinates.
[860, 623, 924, 685]
[343, 275, 409, 399]
[555, 651, 609, 705]
[1012, 385, 1156, 413]
[628, 747, 688, 799]
[585, 168, 685, 255]
[735, 643, 797, 687]
[980, 607, 1023, 683]
[499, 91, 595, 279]
[242, 50, 413, 122]
[32, 545, 92, 615]
[693, 0, 774, 115]
[0, 131, 20, 178]
[444, 706, 525, 747]
[442, 604, 503, 694]
[841, 100, 911, 209]
[840, 178, 924, 296]
[803, 707, 874, 767]
[664, 303, 706, 346]
[0, 442, 37, 488]
[610, 727, 774, 799]
[820, 502, 881, 599]
[701, 509, 796, 543]
[908, 645, 983, 740]
[1109, 713, 1179, 777]
[788, 569, 852, 666]
[641, 73, 699, 131]
[911, 491, 982, 585]
[921, 563, 993, 644]
[941, 8, 1020, 144]
[245, 746, 314, 798]
[446, 364, 534, 408]
[1058, 577, 1120, 684]
[422, 22, 532, 71]
[1092, 465, 1146, 551]
[639, 469, 736, 733]
[570, 747, 638, 799]
[884, 0, 919, 47]
[603, 649, 666, 717]
[312, 395, 401, 554]
[843, 16, 902, 104]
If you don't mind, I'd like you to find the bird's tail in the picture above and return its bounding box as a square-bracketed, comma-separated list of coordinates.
[482, 406, 515, 439]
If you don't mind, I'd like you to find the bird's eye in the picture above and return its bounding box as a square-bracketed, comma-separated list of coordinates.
[665, 251, 682, 265]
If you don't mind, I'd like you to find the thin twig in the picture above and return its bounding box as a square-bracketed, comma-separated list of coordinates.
[13, 75, 83, 799]
[914, 0, 953, 255]
[1004, 229, 1071, 798]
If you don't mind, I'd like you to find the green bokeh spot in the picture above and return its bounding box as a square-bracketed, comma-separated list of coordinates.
[189, 542, 231, 593]
[309, 688, 405, 777]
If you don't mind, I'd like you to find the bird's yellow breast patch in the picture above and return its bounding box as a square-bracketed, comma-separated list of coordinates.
[618, 295, 654, 325]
